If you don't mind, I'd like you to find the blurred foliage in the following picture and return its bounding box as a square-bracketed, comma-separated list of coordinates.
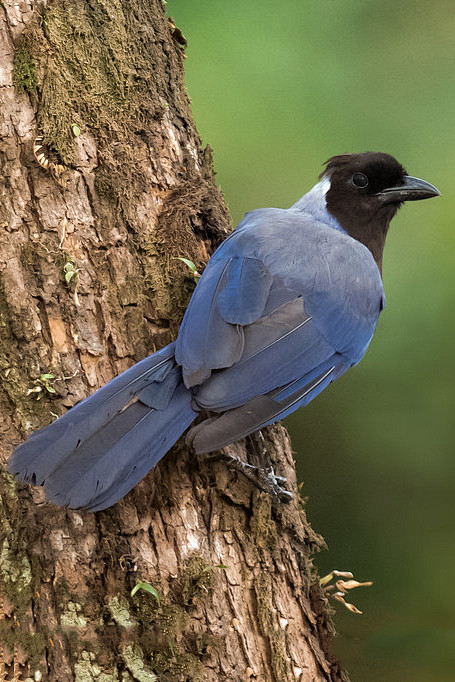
[170, 1, 455, 680]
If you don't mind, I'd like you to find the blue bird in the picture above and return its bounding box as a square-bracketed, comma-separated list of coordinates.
[8, 152, 440, 511]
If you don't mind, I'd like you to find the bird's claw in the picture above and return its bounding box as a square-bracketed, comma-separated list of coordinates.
[204, 452, 293, 503]
[265, 466, 293, 502]
[269, 472, 287, 485]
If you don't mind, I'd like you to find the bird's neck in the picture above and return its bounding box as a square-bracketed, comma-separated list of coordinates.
[338, 218, 390, 274]
[291, 178, 347, 235]
[292, 176, 392, 272]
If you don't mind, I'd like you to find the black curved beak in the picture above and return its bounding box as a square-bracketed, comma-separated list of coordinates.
[378, 175, 441, 204]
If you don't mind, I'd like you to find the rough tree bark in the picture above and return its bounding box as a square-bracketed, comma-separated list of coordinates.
[0, 2, 348, 681]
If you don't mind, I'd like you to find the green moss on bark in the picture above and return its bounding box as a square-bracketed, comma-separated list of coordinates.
[0, 472, 48, 667]
[148, 649, 203, 682]
[250, 492, 278, 549]
[255, 570, 288, 681]
[0, 472, 33, 612]
[126, 556, 227, 680]
[17, 0, 187, 184]
[142, 178, 229, 329]
[0, 280, 50, 429]
[0, 621, 46, 669]
[13, 0, 229, 340]
[175, 556, 219, 605]
[13, 43, 38, 94]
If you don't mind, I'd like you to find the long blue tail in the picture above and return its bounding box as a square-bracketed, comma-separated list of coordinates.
[8, 343, 197, 511]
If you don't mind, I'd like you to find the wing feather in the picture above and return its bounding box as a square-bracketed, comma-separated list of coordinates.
[217, 257, 272, 324]
[176, 258, 244, 386]
[188, 358, 349, 454]
[194, 298, 335, 411]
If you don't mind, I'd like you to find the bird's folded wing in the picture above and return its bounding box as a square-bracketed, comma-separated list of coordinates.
[216, 256, 272, 324]
[193, 296, 337, 411]
[175, 254, 274, 385]
[176, 209, 382, 393]
[187, 357, 349, 454]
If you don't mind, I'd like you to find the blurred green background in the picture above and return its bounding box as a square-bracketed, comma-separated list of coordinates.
[169, 1, 455, 680]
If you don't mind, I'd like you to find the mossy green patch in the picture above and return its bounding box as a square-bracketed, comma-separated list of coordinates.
[131, 592, 188, 642]
[0, 471, 37, 615]
[0, 278, 50, 429]
[176, 556, 219, 605]
[154, 603, 188, 639]
[128, 557, 228, 678]
[142, 178, 228, 329]
[148, 649, 204, 682]
[256, 570, 287, 680]
[12, 1, 229, 343]
[130, 586, 161, 624]
[0, 475, 46, 660]
[0, 621, 46, 669]
[17, 0, 179, 181]
[37, 0, 133, 164]
[250, 493, 278, 549]
[13, 42, 38, 94]
[12, 1, 230, 347]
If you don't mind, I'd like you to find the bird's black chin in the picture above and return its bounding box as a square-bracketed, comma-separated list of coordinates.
[377, 175, 441, 204]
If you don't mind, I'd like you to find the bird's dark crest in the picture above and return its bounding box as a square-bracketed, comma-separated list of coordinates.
[319, 153, 352, 178]
[320, 152, 406, 181]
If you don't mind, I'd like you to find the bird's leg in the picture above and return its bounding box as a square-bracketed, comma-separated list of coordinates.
[204, 431, 293, 502]
[254, 430, 293, 501]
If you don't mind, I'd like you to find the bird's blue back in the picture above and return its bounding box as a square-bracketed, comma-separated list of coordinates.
[176, 203, 385, 422]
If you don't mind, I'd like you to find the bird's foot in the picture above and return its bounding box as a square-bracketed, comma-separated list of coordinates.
[204, 452, 293, 502]
[263, 465, 293, 502]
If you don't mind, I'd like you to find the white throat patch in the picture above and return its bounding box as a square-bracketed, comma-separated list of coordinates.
[290, 174, 345, 233]
[311, 176, 331, 201]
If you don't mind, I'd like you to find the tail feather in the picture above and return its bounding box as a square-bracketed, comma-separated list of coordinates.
[8, 343, 178, 485]
[8, 343, 197, 511]
[45, 384, 196, 511]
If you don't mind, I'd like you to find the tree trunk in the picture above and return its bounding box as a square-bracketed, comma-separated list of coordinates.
[0, 2, 347, 680]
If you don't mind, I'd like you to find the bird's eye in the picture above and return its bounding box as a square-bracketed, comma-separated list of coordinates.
[352, 172, 369, 188]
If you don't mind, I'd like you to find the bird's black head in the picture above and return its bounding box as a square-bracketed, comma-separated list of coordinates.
[322, 152, 440, 270]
